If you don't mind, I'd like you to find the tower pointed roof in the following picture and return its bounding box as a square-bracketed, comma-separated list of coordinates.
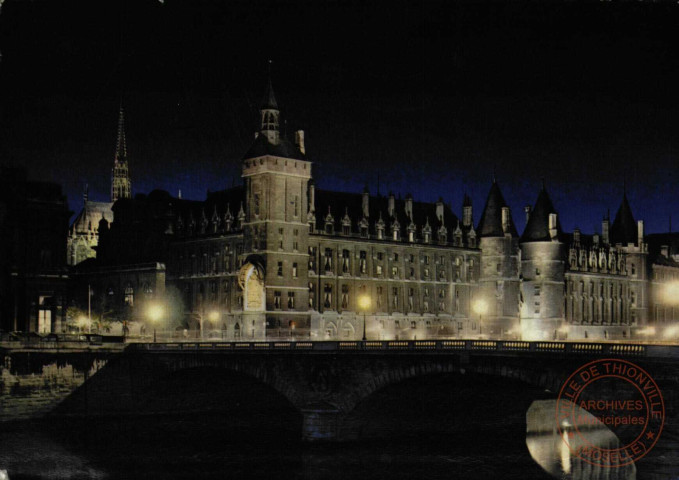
[262, 76, 278, 110]
[610, 193, 637, 245]
[520, 186, 562, 242]
[114, 104, 127, 164]
[477, 181, 517, 237]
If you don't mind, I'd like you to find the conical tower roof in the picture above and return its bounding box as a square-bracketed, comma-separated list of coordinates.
[610, 193, 637, 245]
[520, 186, 562, 242]
[261, 77, 278, 110]
[477, 181, 517, 237]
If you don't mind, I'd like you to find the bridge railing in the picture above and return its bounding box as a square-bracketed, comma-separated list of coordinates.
[127, 339, 667, 357]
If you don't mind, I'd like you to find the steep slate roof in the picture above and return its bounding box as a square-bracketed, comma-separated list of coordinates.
[610, 194, 637, 245]
[242, 133, 306, 160]
[313, 189, 463, 240]
[477, 181, 518, 238]
[520, 187, 562, 242]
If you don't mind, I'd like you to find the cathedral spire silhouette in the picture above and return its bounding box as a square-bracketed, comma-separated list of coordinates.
[111, 102, 132, 202]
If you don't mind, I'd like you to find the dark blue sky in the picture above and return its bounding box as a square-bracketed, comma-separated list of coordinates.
[1, 0, 679, 234]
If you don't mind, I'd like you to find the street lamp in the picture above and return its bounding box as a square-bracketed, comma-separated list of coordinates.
[147, 303, 163, 343]
[472, 299, 488, 337]
[662, 282, 679, 305]
[358, 295, 370, 341]
[207, 310, 219, 340]
[77, 315, 90, 334]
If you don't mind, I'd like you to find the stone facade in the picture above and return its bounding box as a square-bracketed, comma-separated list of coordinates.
[87, 78, 679, 341]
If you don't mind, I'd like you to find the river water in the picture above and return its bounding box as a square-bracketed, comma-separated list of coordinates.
[0, 372, 677, 479]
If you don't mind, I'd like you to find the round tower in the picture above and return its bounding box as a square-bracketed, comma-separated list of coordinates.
[519, 186, 565, 340]
[477, 180, 521, 338]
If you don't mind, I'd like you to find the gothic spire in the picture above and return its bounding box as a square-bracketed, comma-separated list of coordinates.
[259, 64, 280, 143]
[114, 103, 127, 164]
[111, 102, 132, 202]
[262, 60, 278, 110]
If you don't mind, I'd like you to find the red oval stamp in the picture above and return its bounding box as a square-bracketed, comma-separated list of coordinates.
[555, 358, 665, 468]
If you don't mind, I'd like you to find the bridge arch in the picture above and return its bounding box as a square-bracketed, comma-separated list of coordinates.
[143, 354, 306, 410]
[328, 356, 567, 415]
[334, 359, 566, 441]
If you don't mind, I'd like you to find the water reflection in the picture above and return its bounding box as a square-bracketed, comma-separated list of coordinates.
[526, 399, 636, 480]
[0, 430, 107, 479]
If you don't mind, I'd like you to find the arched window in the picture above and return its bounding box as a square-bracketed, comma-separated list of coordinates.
[124, 284, 134, 306]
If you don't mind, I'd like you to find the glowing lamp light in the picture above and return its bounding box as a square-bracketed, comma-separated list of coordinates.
[638, 326, 656, 336]
[472, 299, 488, 316]
[146, 304, 163, 322]
[664, 325, 679, 339]
[358, 295, 371, 311]
[77, 315, 90, 328]
[208, 310, 220, 323]
[663, 282, 679, 305]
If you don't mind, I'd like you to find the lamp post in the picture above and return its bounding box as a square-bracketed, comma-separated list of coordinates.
[147, 303, 163, 343]
[472, 299, 488, 338]
[358, 295, 370, 342]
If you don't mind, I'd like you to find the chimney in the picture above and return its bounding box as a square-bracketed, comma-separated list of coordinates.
[549, 213, 558, 240]
[602, 218, 610, 245]
[178, 189, 182, 199]
[435, 197, 444, 222]
[593, 233, 600, 246]
[524, 205, 531, 224]
[308, 182, 316, 213]
[573, 228, 581, 244]
[661, 245, 670, 257]
[362, 187, 369, 218]
[295, 130, 305, 155]
[405, 194, 413, 219]
[388, 192, 395, 217]
[463, 204, 472, 228]
[637, 220, 644, 246]
[501, 207, 510, 234]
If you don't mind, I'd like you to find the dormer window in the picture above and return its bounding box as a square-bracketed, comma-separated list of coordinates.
[343, 225, 350, 235]
[359, 217, 369, 238]
[438, 226, 447, 245]
[391, 221, 400, 241]
[325, 207, 335, 235]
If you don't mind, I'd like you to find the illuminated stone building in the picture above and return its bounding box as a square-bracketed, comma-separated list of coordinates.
[165, 81, 483, 340]
[84, 78, 679, 341]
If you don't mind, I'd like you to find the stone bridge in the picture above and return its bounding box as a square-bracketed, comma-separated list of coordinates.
[2, 339, 679, 441]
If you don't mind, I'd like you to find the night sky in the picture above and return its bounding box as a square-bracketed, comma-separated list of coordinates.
[1, 0, 679, 234]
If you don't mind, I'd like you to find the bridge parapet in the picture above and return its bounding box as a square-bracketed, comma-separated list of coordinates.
[126, 339, 663, 359]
